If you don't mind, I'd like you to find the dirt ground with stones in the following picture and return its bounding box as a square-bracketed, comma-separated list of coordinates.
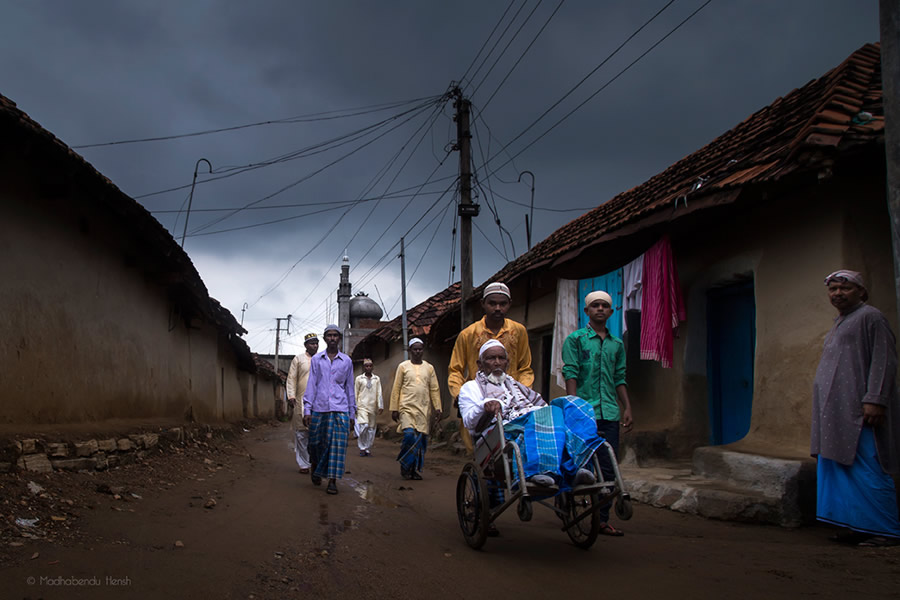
[2, 420, 900, 600]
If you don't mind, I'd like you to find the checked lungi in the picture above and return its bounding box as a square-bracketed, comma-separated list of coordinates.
[503, 396, 604, 487]
[309, 411, 350, 480]
[397, 428, 427, 476]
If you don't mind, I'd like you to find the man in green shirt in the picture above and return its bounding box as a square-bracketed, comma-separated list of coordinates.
[562, 289, 633, 536]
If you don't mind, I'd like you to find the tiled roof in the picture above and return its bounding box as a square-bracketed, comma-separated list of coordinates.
[352, 282, 460, 352]
[253, 355, 284, 382]
[479, 42, 884, 290]
[1, 93, 248, 342]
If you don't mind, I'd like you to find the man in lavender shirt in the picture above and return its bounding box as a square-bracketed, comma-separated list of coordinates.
[302, 324, 355, 495]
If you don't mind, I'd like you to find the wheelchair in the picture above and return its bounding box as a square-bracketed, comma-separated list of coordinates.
[455, 417, 633, 550]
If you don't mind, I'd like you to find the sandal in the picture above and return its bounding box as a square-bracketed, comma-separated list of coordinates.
[858, 536, 899, 547]
[326, 480, 338, 495]
[599, 523, 624, 537]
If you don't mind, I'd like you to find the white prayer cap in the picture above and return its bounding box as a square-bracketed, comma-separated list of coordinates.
[408, 337, 424, 348]
[483, 282, 511, 299]
[478, 339, 507, 358]
[584, 290, 612, 307]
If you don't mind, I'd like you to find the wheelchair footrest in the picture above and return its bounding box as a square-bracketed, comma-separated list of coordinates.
[524, 482, 559, 494]
[571, 481, 617, 496]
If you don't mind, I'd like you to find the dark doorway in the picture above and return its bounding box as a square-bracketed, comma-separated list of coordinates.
[541, 333, 553, 401]
[707, 281, 756, 445]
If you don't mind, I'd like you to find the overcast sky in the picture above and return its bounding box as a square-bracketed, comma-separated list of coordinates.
[1, 1, 880, 354]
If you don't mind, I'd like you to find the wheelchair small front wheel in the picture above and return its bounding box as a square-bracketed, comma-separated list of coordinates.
[517, 498, 533, 522]
[615, 493, 634, 520]
[563, 491, 601, 549]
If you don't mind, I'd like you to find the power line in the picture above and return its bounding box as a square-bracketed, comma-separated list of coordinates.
[134, 97, 442, 201]
[186, 202, 356, 238]
[473, 219, 510, 260]
[449, 198, 460, 286]
[468, 0, 532, 95]
[386, 196, 456, 315]
[458, 0, 519, 87]
[280, 95, 455, 318]
[148, 186, 449, 213]
[188, 99, 442, 236]
[470, 0, 548, 98]
[476, 0, 565, 116]
[355, 184, 458, 292]
[73, 95, 442, 149]
[489, 0, 713, 179]
[479, 0, 681, 177]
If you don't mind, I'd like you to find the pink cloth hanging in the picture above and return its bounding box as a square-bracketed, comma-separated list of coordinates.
[639, 235, 686, 368]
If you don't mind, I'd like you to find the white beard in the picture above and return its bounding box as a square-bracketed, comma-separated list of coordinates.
[487, 372, 506, 385]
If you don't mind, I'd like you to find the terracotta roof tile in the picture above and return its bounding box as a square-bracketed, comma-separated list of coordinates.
[352, 283, 460, 352]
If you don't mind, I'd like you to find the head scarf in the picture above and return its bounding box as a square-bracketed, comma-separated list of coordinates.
[483, 282, 511, 299]
[584, 290, 612, 307]
[408, 337, 424, 348]
[824, 270, 865, 289]
[478, 339, 507, 358]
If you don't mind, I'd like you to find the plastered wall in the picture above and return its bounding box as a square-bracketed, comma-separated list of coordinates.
[0, 170, 238, 424]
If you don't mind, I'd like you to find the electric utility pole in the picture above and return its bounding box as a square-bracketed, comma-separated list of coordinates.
[453, 87, 478, 329]
[400, 237, 409, 361]
[273, 315, 292, 376]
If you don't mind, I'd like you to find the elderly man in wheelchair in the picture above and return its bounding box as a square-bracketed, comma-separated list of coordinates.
[455, 339, 631, 549]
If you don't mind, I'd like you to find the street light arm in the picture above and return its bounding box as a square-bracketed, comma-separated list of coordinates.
[518, 171, 535, 251]
[181, 158, 213, 248]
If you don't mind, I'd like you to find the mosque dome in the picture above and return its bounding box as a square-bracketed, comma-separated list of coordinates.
[349, 293, 383, 325]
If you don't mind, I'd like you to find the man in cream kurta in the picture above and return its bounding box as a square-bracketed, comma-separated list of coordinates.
[354, 358, 383, 457]
[390, 338, 442, 479]
[286, 333, 319, 473]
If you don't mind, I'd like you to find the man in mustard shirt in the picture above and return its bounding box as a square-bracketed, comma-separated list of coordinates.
[448, 281, 534, 453]
[562, 290, 633, 536]
[391, 338, 442, 479]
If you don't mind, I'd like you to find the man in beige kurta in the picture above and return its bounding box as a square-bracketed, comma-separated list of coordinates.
[390, 338, 442, 480]
[354, 358, 383, 457]
[286, 333, 319, 473]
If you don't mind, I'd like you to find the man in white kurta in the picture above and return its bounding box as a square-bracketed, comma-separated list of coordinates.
[286, 333, 319, 473]
[390, 338, 442, 479]
[354, 358, 383, 457]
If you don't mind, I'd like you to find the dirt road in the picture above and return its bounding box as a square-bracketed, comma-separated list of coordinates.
[2, 422, 899, 599]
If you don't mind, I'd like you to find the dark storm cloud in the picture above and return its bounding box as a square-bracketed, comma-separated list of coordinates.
[1, 1, 880, 351]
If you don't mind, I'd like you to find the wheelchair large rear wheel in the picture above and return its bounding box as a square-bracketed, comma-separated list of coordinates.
[456, 462, 490, 549]
[562, 491, 601, 549]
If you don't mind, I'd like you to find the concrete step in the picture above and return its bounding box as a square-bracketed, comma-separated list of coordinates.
[620, 448, 817, 527]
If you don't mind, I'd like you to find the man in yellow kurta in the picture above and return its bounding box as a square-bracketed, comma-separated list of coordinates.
[448, 282, 533, 453]
[286, 333, 319, 473]
[354, 358, 383, 457]
[391, 338, 442, 480]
